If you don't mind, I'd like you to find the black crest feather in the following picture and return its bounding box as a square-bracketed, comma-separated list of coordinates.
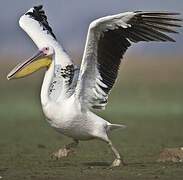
[25, 5, 56, 39]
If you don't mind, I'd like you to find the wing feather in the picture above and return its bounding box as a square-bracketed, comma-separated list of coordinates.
[75, 11, 181, 110]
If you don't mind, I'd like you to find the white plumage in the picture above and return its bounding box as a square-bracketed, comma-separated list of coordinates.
[8, 5, 181, 167]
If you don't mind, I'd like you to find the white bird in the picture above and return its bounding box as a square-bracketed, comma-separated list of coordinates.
[7, 5, 181, 167]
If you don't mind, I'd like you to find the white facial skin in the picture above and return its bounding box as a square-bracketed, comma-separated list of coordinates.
[41, 46, 54, 57]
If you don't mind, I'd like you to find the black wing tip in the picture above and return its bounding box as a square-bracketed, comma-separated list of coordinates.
[25, 5, 56, 39]
[33, 5, 43, 10]
[168, 38, 176, 42]
[25, 5, 45, 18]
[135, 11, 181, 16]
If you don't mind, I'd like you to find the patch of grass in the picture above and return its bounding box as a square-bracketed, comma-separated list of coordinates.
[0, 57, 183, 179]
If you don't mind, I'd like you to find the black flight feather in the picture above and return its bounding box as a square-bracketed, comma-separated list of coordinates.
[25, 5, 56, 39]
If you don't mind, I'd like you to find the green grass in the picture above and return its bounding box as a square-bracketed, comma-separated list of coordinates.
[0, 57, 183, 179]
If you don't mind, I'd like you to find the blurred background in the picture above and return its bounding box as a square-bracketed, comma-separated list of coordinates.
[0, 0, 183, 57]
[0, 0, 183, 179]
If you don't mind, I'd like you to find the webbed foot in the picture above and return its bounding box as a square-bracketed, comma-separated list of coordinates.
[111, 158, 121, 167]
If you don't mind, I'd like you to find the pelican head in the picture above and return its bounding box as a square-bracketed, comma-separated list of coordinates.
[7, 46, 54, 80]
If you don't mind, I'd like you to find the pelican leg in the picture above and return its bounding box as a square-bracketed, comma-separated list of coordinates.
[52, 139, 79, 159]
[107, 139, 125, 167]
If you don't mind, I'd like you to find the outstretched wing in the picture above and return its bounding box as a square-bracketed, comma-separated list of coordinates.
[75, 11, 182, 110]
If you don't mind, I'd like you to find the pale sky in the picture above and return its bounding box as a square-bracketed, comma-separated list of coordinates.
[0, 0, 183, 59]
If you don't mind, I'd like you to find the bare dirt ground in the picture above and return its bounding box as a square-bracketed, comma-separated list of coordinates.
[158, 147, 183, 163]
